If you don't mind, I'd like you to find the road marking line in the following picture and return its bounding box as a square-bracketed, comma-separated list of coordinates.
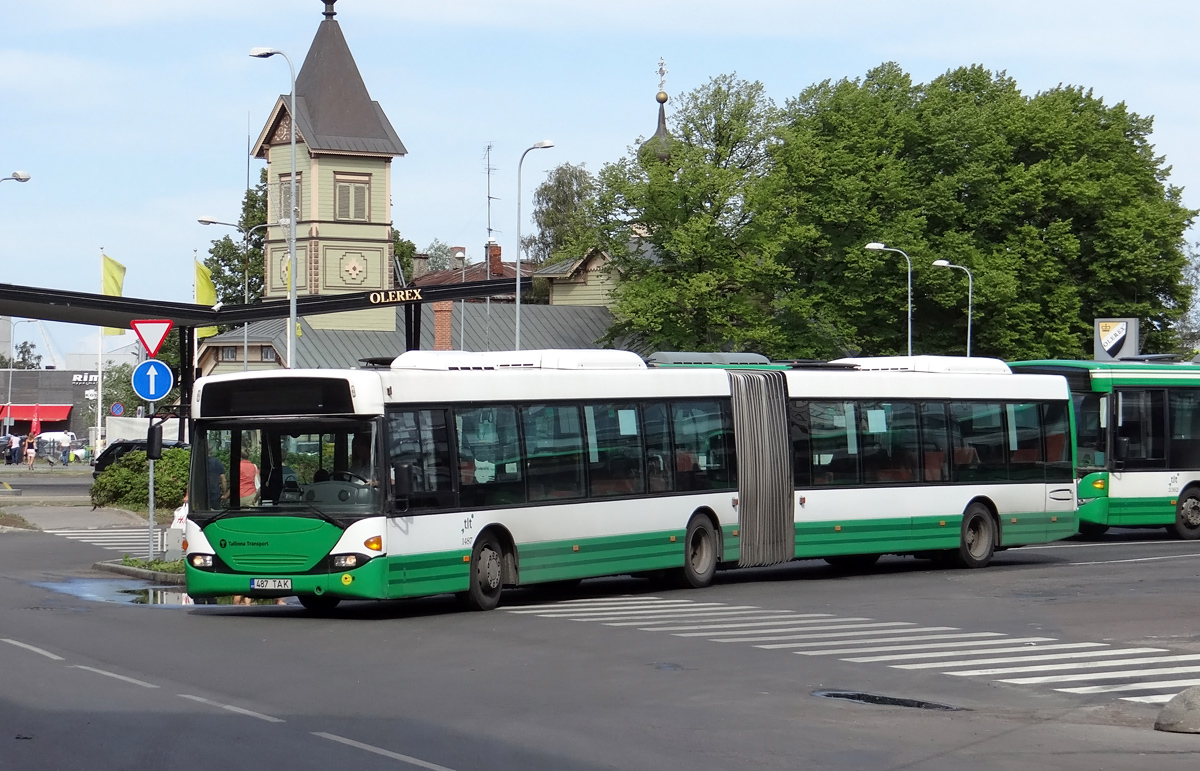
[710, 622, 929, 643]
[178, 694, 284, 723]
[71, 665, 158, 688]
[520, 604, 754, 618]
[314, 732, 456, 771]
[847, 642, 1108, 663]
[635, 615, 835, 632]
[1122, 694, 1176, 704]
[948, 654, 1200, 677]
[791, 634, 1046, 655]
[2, 638, 64, 660]
[507, 600, 701, 614]
[894, 648, 1166, 670]
[1000, 665, 1200, 685]
[1023, 540, 1200, 551]
[596, 609, 781, 625]
[1070, 554, 1200, 566]
[509, 596, 664, 610]
[753, 629, 991, 649]
[671, 618, 876, 636]
[1058, 678, 1200, 694]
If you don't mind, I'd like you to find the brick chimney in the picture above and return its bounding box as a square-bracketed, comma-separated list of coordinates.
[487, 241, 502, 279]
[411, 253, 430, 280]
[433, 301, 454, 350]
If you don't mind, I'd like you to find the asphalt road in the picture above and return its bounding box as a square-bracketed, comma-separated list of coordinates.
[0, 467, 94, 499]
[3, 528, 1200, 770]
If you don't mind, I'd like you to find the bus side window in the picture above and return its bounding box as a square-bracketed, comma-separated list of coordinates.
[1168, 389, 1200, 469]
[809, 401, 860, 486]
[584, 403, 645, 497]
[789, 400, 812, 487]
[919, 402, 950, 483]
[385, 409, 453, 509]
[522, 404, 586, 502]
[859, 401, 920, 484]
[950, 402, 1007, 482]
[1117, 389, 1166, 467]
[643, 403, 674, 493]
[456, 406, 526, 507]
[1006, 403, 1043, 481]
[1041, 401, 1073, 482]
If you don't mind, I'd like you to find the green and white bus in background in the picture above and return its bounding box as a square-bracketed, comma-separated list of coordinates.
[1009, 359, 1200, 539]
[184, 350, 1077, 611]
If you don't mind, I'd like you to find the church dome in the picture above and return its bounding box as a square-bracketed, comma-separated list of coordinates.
[638, 90, 673, 165]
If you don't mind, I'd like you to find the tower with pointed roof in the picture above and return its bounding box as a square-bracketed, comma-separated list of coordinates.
[252, 0, 406, 331]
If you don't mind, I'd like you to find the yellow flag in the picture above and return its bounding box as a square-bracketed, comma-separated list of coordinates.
[101, 254, 126, 336]
[195, 260, 218, 338]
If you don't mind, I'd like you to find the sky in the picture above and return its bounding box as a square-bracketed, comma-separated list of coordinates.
[3, 0, 1199, 360]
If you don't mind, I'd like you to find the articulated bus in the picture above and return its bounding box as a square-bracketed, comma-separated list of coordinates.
[184, 350, 1077, 611]
[1010, 359, 1200, 539]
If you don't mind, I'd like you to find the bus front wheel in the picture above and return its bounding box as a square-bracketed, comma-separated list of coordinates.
[464, 533, 505, 611]
[953, 503, 996, 569]
[1171, 491, 1200, 540]
[675, 516, 718, 589]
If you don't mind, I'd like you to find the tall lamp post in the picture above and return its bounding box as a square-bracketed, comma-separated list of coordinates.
[864, 242, 913, 357]
[198, 218, 280, 370]
[4, 319, 36, 435]
[250, 47, 298, 368]
[1, 171, 31, 184]
[932, 259, 974, 357]
[514, 140, 554, 351]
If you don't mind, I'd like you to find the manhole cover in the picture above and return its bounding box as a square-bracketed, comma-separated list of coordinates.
[813, 690, 965, 711]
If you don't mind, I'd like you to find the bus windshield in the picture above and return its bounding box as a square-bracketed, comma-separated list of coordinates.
[191, 418, 382, 519]
[1073, 392, 1107, 470]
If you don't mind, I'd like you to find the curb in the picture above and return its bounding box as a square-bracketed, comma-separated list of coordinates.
[92, 559, 186, 586]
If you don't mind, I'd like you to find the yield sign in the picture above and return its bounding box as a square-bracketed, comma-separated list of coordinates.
[131, 319, 174, 358]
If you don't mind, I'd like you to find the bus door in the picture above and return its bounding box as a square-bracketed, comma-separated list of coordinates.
[1110, 389, 1169, 525]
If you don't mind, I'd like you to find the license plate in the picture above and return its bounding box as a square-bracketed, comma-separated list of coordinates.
[250, 578, 292, 591]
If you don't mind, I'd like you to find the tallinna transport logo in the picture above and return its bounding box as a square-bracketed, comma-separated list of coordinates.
[1099, 321, 1129, 358]
[219, 539, 227, 548]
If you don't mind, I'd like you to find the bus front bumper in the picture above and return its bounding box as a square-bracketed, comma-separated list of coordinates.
[184, 557, 387, 600]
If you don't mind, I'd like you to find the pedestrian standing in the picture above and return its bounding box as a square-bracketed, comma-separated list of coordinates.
[25, 436, 37, 470]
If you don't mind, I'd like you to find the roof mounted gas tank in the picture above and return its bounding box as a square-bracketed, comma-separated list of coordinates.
[390, 349, 647, 371]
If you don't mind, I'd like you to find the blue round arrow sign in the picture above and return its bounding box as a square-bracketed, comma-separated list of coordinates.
[131, 360, 174, 402]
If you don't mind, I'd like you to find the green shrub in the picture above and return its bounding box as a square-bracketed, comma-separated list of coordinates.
[91, 448, 191, 510]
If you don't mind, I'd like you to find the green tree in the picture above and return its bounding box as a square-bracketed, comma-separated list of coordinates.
[204, 168, 268, 308]
[392, 229, 417, 284]
[523, 162, 598, 266]
[423, 239, 455, 272]
[761, 63, 1195, 359]
[597, 74, 787, 352]
[0, 341, 41, 369]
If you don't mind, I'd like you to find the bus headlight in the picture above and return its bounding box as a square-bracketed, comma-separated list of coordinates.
[190, 554, 213, 568]
[332, 554, 359, 568]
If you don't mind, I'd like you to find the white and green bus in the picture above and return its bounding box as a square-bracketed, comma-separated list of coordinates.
[184, 350, 1077, 611]
[1009, 359, 1200, 539]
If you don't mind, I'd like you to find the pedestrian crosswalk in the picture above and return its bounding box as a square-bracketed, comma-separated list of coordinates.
[44, 528, 166, 555]
[507, 595, 1192, 706]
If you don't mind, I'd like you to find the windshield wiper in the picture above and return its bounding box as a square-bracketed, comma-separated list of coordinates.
[281, 496, 345, 528]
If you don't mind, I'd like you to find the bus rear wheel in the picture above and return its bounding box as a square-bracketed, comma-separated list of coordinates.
[675, 515, 718, 589]
[298, 594, 340, 612]
[464, 533, 505, 611]
[1171, 491, 1200, 540]
[953, 503, 996, 569]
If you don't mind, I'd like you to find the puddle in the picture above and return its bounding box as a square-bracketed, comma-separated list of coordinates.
[31, 577, 293, 607]
[812, 690, 965, 711]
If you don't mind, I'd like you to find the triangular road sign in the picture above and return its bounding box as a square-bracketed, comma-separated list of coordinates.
[131, 319, 174, 358]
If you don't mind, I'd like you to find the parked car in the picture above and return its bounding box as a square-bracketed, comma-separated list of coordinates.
[92, 439, 189, 478]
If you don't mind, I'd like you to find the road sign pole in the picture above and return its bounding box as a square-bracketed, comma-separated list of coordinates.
[148, 401, 155, 561]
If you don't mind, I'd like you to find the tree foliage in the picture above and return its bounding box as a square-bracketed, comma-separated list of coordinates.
[524, 162, 598, 266]
[204, 168, 268, 308]
[0, 341, 42, 369]
[392, 229, 417, 284]
[597, 64, 1195, 359]
[91, 447, 190, 510]
[422, 239, 456, 272]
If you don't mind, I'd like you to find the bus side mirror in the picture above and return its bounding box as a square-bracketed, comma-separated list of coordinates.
[146, 423, 163, 460]
[392, 462, 414, 498]
[1114, 436, 1130, 464]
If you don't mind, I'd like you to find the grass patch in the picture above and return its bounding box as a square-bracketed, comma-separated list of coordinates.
[0, 511, 35, 529]
[120, 554, 185, 574]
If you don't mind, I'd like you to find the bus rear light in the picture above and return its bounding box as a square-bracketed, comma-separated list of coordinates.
[190, 554, 212, 568]
[1092, 479, 1106, 490]
[363, 536, 382, 552]
[333, 555, 359, 568]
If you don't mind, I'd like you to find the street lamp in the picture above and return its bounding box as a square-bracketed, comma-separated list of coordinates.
[864, 242, 913, 357]
[1, 171, 30, 183]
[250, 47, 298, 368]
[932, 259, 974, 357]
[514, 140, 554, 350]
[199, 217, 281, 370]
[4, 319, 36, 434]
